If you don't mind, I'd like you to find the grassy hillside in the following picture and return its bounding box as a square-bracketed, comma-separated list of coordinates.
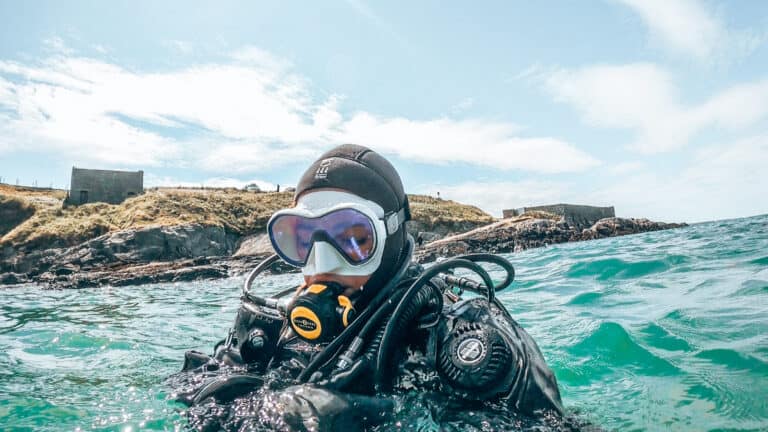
[0, 184, 67, 238]
[0, 196, 36, 237]
[0, 186, 494, 252]
[408, 194, 495, 226]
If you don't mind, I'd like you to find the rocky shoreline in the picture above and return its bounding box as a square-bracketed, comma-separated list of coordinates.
[414, 216, 687, 263]
[0, 215, 687, 289]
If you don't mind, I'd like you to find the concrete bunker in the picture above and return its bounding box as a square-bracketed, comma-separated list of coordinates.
[66, 167, 144, 206]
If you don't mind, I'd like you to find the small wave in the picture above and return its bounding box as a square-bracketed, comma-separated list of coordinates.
[660, 309, 703, 328]
[565, 256, 686, 280]
[732, 279, 768, 297]
[567, 292, 603, 305]
[695, 349, 768, 374]
[568, 321, 680, 376]
[638, 323, 692, 352]
[748, 256, 768, 266]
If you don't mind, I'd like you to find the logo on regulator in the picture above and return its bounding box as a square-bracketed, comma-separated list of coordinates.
[457, 337, 486, 365]
[290, 306, 323, 340]
[292, 317, 318, 332]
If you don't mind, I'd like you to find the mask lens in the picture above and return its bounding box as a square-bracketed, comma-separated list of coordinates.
[270, 214, 314, 264]
[323, 209, 376, 263]
[269, 208, 378, 265]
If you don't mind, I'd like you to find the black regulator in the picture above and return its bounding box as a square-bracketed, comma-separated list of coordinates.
[436, 298, 521, 400]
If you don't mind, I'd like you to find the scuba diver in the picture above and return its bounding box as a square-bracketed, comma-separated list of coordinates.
[174, 144, 565, 431]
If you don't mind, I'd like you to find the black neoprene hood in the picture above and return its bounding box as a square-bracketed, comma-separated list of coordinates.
[295, 144, 411, 219]
[294, 144, 412, 299]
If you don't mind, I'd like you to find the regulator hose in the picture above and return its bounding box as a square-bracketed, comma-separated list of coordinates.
[241, 254, 293, 309]
[458, 253, 516, 292]
[438, 253, 517, 321]
[372, 282, 442, 391]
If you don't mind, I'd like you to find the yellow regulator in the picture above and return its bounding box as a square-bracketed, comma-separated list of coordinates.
[288, 282, 356, 342]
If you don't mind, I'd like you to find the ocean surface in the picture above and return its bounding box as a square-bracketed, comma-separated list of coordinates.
[1, 214, 767, 431]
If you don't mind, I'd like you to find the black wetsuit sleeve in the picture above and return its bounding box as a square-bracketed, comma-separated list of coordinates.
[504, 317, 564, 415]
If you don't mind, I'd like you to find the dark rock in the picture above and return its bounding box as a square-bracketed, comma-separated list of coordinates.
[580, 218, 686, 240]
[6, 223, 240, 278]
[54, 264, 78, 275]
[170, 265, 228, 282]
[0, 272, 28, 285]
[233, 233, 274, 257]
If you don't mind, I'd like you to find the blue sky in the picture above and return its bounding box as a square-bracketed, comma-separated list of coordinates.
[1, 0, 767, 222]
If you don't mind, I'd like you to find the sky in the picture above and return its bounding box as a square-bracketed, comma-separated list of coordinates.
[0, 0, 767, 223]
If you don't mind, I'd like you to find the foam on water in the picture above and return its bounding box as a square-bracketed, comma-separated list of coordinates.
[1, 215, 767, 431]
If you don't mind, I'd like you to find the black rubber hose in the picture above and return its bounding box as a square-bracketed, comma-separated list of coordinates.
[372, 282, 441, 390]
[458, 253, 516, 292]
[457, 253, 517, 321]
[363, 319, 387, 359]
[351, 276, 418, 348]
[241, 254, 282, 306]
[374, 258, 495, 390]
[297, 237, 414, 382]
[325, 316, 390, 393]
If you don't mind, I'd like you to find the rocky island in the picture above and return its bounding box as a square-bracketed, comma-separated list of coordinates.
[0, 184, 686, 288]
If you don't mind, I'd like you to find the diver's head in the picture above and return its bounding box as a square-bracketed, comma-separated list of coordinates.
[267, 144, 411, 305]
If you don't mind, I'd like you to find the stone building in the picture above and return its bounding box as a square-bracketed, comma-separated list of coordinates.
[66, 167, 144, 205]
[503, 204, 615, 228]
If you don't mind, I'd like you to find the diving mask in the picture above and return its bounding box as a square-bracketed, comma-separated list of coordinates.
[267, 191, 405, 276]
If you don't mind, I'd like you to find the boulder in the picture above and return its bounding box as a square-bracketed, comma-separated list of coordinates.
[0, 272, 28, 285]
[233, 233, 274, 257]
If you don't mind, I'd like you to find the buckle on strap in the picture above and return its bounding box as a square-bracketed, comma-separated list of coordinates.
[384, 208, 406, 235]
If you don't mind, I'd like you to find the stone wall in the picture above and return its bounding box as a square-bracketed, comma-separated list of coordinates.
[503, 204, 615, 229]
[66, 167, 144, 205]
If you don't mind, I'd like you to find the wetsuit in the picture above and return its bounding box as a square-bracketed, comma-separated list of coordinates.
[175, 264, 564, 431]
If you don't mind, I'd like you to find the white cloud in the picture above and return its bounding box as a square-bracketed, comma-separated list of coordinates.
[0, 46, 598, 174]
[336, 113, 600, 172]
[199, 141, 322, 173]
[92, 44, 109, 54]
[0, 52, 331, 169]
[544, 63, 768, 153]
[616, 0, 764, 62]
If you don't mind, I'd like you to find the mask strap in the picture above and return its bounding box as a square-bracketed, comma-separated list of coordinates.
[384, 208, 407, 235]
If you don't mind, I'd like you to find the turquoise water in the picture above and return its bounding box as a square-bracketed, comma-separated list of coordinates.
[1, 214, 767, 431]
